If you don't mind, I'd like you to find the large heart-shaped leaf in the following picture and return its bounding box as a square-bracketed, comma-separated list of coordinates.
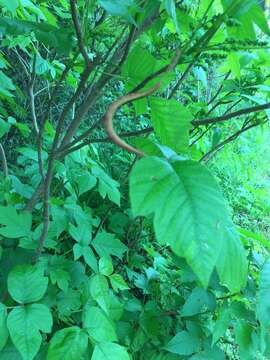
[130, 157, 246, 288]
[7, 304, 52, 360]
[8, 265, 48, 304]
[47, 327, 88, 360]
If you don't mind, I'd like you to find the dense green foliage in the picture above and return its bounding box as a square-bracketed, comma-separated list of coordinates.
[0, 0, 270, 359]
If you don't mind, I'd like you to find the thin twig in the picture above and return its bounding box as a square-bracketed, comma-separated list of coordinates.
[207, 71, 231, 105]
[200, 119, 267, 162]
[0, 143, 8, 177]
[29, 54, 39, 135]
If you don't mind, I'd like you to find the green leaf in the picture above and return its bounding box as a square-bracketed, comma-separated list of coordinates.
[0, 118, 10, 138]
[83, 306, 117, 342]
[190, 346, 225, 360]
[150, 98, 192, 153]
[182, 288, 216, 317]
[0, 303, 9, 351]
[130, 157, 240, 287]
[256, 259, 270, 352]
[227, 53, 241, 79]
[0, 71, 15, 97]
[212, 307, 231, 345]
[110, 274, 129, 292]
[92, 342, 130, 360]
[0, 0, 19, 13]
[165, 331, 201, 355]
[93, 166, 120, 206]
[249, 4, 270, 35]
[47, 327, 88, 360]
[50, 269, 70, 292]
[98, 0, 138, 25]
[92, 232, 128, 260]
[0, 206, 32, 238]
[90, 274, 110, 314]
[69, 223, 91, 246]
[73, 244, 98, 273]
[163, 0, 179, 33]
[235, 320, 256, 360]
[8, 264, 48, 304]
[0, 18, 73, 54]
[99, 257, 113, 276]
[76, 173, 97, 195]
[122, 45, 157, 88]
[216, 226, 247, 292]
[7, 304, 52, 360]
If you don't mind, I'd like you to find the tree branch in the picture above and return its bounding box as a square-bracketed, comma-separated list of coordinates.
[193, 102, 270, 126]
[70, 0, 93, 67]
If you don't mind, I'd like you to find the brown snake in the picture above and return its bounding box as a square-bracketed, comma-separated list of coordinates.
[103, 50, 181, 156]
[103, 82, 160, 157]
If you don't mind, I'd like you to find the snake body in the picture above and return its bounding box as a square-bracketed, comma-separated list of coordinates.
[103, 83, 160, 157]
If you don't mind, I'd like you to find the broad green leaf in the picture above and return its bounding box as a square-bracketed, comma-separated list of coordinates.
[212, 307, 231, 345]
[99, 257, 113, 276]
[235, 320, 256, 359]
[110, 274, 129, 292]
[0, 303, 9, 351]
[7, 304, 52, 360]
[249, 4, 270, 35]
[150, 98, 192, 153]
[0, 206, 32, 238]
[0, 0, 19, 13]
[92, 232, 128, 260]
[165, 331, 201, 355]
[0, 71, 15, 97]
[92, 342, 130, 360]
[256, 259, 270, 352]
[47, 327, 88, 360]
[0, 118, 10, 138]
[182, 288, 216, 317]
[98, 0, 138, 25]
[130, 157, 238, 286]
[216, 226, 247, 292]
[8, 265, 48, 304]
[76, 173, 97, 195]
[90, 274, 110, 314]
[190, 346, 225, 360]
[83, 306, 117, 342]
[0, 18, 73, 54]
[0, 340, 23, 359]
[73, 244, 98, 272]
[122, 45, 156, 87]
[163, 0, 180, 33]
